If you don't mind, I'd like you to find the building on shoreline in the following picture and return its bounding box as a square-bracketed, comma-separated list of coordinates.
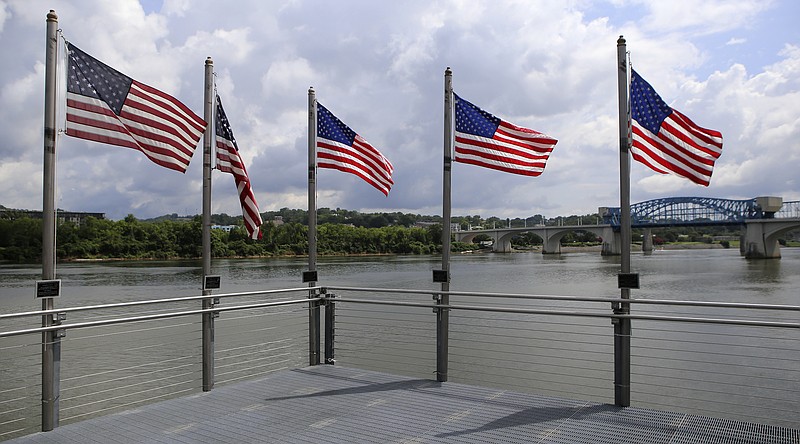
[0, 206, 105, 226]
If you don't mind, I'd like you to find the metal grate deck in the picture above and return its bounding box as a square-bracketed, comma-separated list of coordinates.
[7, 365, 798, 443]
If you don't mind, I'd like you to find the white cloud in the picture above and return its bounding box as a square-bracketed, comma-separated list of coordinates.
[162, 0, 191, 17]
[261, 57, 315, 100]
[0, 61, 42, 106]
[184, 27, 254, 65]
[0, 0, 798, 220]
[0, 160, 41, 210]
[639, 0, 774, 35]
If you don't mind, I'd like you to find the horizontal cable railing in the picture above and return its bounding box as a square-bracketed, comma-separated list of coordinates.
[335, 296, 436, 379]
[0, 335, 41, 441]
[2, 284, 799, 439]
[325, 285, 799, 428]
[0, 287, 318, 440]
[214, 304, 309, 385]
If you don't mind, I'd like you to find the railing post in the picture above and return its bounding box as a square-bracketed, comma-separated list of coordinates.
[613, 304, 631, 406]
[309, 289, 321, 365]
[42, 310, 63, 431]
[201, 297, 215, 391]
[435, 294, 449, 382]
[324, 291, 335, 365]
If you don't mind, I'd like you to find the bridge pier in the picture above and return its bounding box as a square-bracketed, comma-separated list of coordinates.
[600, 227, 620, 256]
[743, 222, 782, 259]
[641, 228, 653, 253]
[542, 236, 561, 254]
[492, 235, 512, 253]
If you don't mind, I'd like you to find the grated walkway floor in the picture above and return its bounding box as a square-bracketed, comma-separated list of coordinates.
[8, 365, 799, 443]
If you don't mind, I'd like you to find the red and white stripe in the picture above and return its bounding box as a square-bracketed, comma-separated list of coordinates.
[455, 121, 557, 176]
[66, 80, 206, 173]
[317, 134, 394, 196]
[216, 138, 263, 240]
[631, 109, 723, 187]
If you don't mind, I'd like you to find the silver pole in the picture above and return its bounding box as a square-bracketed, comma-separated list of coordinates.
[437, 67, 454, 382]
[201, 57, 215, 391]
[615, 35, 632, 407]
[307, 87, 320, 365]
[41, 10, 60, 432]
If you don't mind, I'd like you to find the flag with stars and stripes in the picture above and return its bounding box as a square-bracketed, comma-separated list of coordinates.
[215, 95, 263, 240]
[454, 93, 557, 176]
[630, 69, 723, 186]
[64, 42, 206, 173]
[316, 103, 393, 196]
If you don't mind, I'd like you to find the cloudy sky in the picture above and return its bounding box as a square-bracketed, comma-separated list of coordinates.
[1, 0, 798, 221]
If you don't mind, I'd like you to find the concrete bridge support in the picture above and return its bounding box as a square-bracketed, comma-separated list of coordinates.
[492, 235, 512, 253]
[542, 234, 561, 254]
[600, 227, 620, 256]
[743, 222, 781, 259]
[641, 228, 653, 253]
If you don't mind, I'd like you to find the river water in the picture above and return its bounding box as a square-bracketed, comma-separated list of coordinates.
[3, 247, 798, 309]
[1, 248, 798, 434]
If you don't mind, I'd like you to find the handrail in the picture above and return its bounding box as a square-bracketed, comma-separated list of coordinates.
[326, 297, 800, 329]
[2, 283, 798, 437]
[0, 286, 321, 320]
[0, 297, 319, 338]
[325, 285, 800, 311]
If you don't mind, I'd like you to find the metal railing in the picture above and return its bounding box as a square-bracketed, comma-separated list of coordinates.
[0, 287, 318, 440]
[2, 285, 799, 439]
[325, 286, 798, 428]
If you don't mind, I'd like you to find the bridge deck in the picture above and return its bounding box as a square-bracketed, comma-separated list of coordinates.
[8, 365, 798, 444]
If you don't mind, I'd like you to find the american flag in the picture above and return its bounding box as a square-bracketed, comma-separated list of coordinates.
[215, 95, 263, 240]
[630, 69, 723, 187]
[316, 103, 393, 196]
[454, 93, 557, 176]
[65, 42, 206, 173]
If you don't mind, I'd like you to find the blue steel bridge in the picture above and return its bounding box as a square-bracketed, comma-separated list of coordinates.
[455, 197, 800, 259]
[601, 196, 800, 227]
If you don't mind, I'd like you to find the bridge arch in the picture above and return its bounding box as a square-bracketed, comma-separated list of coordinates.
[455, 226, 615, 254]
[532, 227, 608, 254]
[602, 196, 766, 227]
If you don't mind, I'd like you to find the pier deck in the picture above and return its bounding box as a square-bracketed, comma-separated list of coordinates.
[8, 365, 797, 443]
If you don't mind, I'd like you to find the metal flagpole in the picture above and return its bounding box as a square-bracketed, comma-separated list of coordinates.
[306, 87, 320, 365]
[435, 67, 454, 382]
[201, 57, 215, 391]
[614, 35, 632, 407]
[41, 9, 61, 431]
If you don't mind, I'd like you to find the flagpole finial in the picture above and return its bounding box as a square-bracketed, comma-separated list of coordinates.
[617, 35, 626, 45]
[308, 86, 314, 94]
[47, 9, 58, 20]
[205, 57, 213, 66]
[445, 66, 452, 75]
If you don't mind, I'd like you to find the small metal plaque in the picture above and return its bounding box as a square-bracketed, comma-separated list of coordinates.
[432, 270, 449, 283]
[203, 275, 221, 290]
[618, 273, 640, 289]
[35, 279, 61, 298]
[302, 271, 318, 283]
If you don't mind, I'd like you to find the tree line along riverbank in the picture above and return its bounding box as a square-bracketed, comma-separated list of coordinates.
[1, 209, 796, 263]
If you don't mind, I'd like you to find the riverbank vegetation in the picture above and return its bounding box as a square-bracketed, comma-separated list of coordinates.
[1, 208, 797, 263]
